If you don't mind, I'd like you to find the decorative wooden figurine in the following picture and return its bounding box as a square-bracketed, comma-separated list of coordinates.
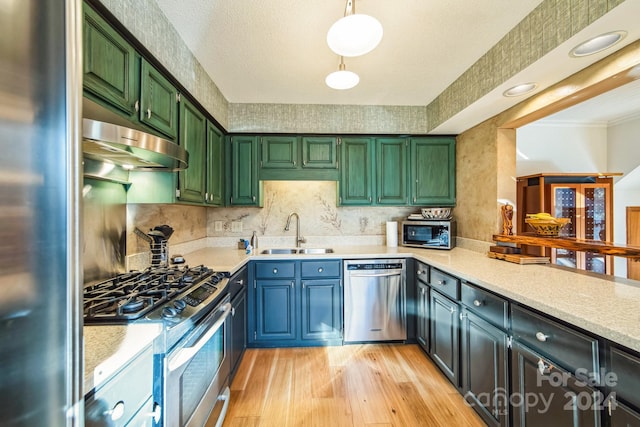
[502, 203, 514, 235]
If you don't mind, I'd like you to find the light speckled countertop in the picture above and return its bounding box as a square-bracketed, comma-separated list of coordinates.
[184, 245, 640, 352]
[84, 322, 162, 394]
[84, 244, 640, 395]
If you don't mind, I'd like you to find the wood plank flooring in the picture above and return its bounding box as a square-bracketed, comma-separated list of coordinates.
[213, 344, 486, 427]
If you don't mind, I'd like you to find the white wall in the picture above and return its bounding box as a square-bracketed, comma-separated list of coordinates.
[516, 123, 608, 176]
[608, 115, 640, 276]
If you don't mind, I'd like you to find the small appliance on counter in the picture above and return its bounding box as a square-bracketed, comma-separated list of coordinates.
[402, 208, 456, 250]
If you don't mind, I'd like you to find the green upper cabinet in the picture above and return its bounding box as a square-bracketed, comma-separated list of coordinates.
[410, 137, 456, 206]
[261, 135, 298, 169]
[139, 60, 178, 139]
[375, 138, 408, 205]
[177, 97, 206, 204]
[206, 122, 225, 206]
[258, 135, 339, 181]
[83, 3, 138, 118]
[230, 135, 261, 206]
[338, 137, 374, 206]
[301, 137, 338, 169]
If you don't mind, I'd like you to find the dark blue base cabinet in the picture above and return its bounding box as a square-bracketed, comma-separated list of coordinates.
[249, 260, 343, 347]
[414, 260, 640, 427]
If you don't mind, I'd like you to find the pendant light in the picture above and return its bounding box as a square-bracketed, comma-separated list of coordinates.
[326, 56, 359, 90]
[327, 0, 383, 57]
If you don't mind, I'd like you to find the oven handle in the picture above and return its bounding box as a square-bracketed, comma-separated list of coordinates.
[214, 386, 231, 427]
[168, 302, 232, 372]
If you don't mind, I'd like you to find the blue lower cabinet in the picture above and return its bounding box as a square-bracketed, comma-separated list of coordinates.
[255, 279, 296, 341]
[301, 279, 342, 340]
[250, 260, 342, 347]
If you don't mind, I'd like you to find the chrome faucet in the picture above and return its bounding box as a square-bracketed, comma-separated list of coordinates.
[284, 212, 306, 247]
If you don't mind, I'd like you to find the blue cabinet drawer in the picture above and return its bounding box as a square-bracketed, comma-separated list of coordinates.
[255, 261, 296, 279]
[461, 281, 508, 330]
[415, 261, 429, 286]
[430, 268, 459, 301]
[511, 304, 599, 380]
[301, 260, 341, 278]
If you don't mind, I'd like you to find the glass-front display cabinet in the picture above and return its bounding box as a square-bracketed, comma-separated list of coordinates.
[515, 173, 615, 275]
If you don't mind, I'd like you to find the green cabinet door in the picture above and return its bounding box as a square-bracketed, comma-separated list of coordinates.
[261, 135, 298, 169]
[255, 279, 296, 341]
[376, 138, 408, 205]
[230, 136, 260, 206]
[339, 137, 374, 205]
[140, 60, 178, 139]
[206, 122, 225, 206]
[301, 279, 342, 340]
[177, 98, 206, 204]
[416, 281, 430, 352]
[301, 137, 338, 169]
[83, 4, 138, 118]
[410, 137, 456, 206]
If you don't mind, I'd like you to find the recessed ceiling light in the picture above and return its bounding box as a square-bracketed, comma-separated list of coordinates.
[503, 83, 537, 97]
[569, 31, 627, 57]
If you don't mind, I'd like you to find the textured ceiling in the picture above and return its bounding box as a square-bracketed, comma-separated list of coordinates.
[153, 0, 640, 133]
[153, 0, 543, 106]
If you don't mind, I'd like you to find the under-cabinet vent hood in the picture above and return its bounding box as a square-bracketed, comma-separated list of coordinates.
[82, 98, 188, 172]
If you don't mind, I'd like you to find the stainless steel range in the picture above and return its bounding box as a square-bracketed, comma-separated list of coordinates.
[83, 264, 232, 427]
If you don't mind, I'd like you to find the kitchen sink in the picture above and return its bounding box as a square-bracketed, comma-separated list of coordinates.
[260, 248, 298, 254]
[297, 248, 334, 254]
[259, 248, 334, 255]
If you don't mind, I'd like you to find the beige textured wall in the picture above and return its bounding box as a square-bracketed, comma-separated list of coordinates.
[455, 40, 640, 243]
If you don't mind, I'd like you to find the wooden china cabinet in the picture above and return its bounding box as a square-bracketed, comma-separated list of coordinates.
[516, 173, 618, 274]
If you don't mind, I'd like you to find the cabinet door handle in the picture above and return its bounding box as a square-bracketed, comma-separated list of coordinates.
[421, 288, 425, 295]
[318, 267, 323, 273]
[273, 268, 278, 274]
[291, 281, 294, 288]
[535, 331, 549, 342]
[537, 358, 551, 375]
[449, 306, 456, 314]
[146, 108, 151, 119]
[459, 312, 467, 320]
[417, 270, 423, 275]
[303, 160, 307, 166]
[473, 299, 483, 307]
[438, 280, 446, 286]
[368, 196, 372, 203]
[236, 279, 244, 285]
[293, 161, 296, 166]
[134, 100, 139, 112]
[252, 195, 256, 202]
[302, 282, 305, 288]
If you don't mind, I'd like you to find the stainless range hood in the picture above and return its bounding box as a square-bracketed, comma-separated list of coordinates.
[82, 98, 188, 172]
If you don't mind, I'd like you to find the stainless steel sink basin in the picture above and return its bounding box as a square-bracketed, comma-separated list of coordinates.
[297, 248, 334, 254]
[259, 248, 334, 255]
[260, 248, 298, 254]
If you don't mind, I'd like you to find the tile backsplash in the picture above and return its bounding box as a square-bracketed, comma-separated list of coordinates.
[126, 181, 417, 268]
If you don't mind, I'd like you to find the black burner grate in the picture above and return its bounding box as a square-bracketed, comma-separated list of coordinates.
[83, 265, 212, 323]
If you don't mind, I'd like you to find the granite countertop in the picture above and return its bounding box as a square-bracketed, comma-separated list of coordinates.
[84, 244, 640, 395]
[183, 245, 640, 352]
[84, 322, 162, 394]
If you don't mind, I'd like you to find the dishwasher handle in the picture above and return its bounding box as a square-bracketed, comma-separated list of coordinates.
[348, 271, 403, 278]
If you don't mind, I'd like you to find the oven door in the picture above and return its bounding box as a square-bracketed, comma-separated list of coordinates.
[164, 294, 232, 427]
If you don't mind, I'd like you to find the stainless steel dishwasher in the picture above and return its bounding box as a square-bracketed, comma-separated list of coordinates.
[343, 259, 407, 342]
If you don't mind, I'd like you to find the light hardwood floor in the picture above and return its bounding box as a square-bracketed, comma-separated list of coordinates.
[213, 344, 486, 427]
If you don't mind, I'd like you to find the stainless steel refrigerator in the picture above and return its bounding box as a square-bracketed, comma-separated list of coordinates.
[0, 0, 83, 426]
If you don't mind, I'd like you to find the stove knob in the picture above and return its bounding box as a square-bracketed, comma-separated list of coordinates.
[173, 299, 187, 311]
[162, 306, 178, 319]
[210, 276, 220, 284]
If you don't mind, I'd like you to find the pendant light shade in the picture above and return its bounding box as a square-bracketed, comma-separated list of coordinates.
[326, 58, 359, 90]
[327, 0, 383, 57]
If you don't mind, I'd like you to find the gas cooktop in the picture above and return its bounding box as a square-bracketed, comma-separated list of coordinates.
[83, 265, 226, 323]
